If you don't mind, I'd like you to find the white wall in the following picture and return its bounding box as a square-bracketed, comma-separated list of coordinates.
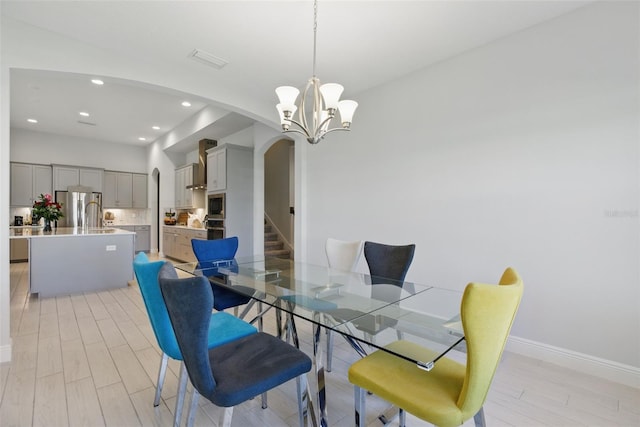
[11, 128, 148, 172]
[306, 1, 639, 371]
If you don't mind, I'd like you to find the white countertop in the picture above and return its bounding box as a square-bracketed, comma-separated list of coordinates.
[9, 226, 136, 239]
[163, 225, 206, 231]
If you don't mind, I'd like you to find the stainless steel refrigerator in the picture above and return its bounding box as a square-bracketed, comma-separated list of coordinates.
[55, 186, 103, 229]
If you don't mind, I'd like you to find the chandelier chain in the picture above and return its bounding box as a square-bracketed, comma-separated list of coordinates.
[312, 0, 318, 77]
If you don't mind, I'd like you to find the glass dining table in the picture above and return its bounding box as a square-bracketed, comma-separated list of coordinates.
[174, 256, 465, 427]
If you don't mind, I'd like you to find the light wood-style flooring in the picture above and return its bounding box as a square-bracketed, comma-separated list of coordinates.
[1, 259, 638, 426]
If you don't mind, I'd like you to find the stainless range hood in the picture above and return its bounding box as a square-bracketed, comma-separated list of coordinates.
[186, 138, 217, 190]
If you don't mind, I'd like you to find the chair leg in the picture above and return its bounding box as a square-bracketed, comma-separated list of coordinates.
[399, 408, 406, 427]
[257, 302, 264, 331]
[185, 388, 199, 427]
[295, 374, 311, 427]
[473, 407, 486, 427]
[261, 392, 268, 409]
[218, 407, 234, 427]
[154, 353, 169, 406]
[354, 386, 365, 427]
[326, 329, 333, 372]
[173, 362, 188, 427]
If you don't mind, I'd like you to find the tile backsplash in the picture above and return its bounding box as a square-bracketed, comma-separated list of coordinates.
[10, 206, 150, 226]
[102, 208, 150, 225]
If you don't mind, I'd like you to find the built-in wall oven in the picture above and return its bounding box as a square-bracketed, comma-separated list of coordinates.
[207, 193, 225, 240]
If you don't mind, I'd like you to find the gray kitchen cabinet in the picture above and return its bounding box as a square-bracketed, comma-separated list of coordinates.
[53, 165, 104, 192]
[162, 226, 205, 261]
[132, 173, 148, 208]
[175, 164, 202, 209]
[10, 162, 52, 206]
[117, 225, 150, 252]
[10, 238, 29, 262]
[207, 144, 254, 257]
[104, 171, 147, 208]
[134, 225, 150, 252]
[163, 226, 177, 259]
[206, 148, 226, 192]
[104, 171, 133, 208]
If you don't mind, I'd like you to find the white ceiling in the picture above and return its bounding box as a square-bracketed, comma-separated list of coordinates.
[4, 1, 592, 153]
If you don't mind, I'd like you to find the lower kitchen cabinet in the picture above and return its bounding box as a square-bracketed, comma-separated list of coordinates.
[10, 238, 29, 262]
[162, 226, 206, 262]
[117, 225, 150, 252]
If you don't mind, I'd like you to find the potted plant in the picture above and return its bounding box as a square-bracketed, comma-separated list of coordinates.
[32, 193, 64, 232]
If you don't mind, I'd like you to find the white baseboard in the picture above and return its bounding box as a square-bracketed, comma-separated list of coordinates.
[0, 340, 12, 363]
[507, 336, 640, 389]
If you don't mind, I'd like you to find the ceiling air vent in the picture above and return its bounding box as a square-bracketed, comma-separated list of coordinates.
[188, 49, 228, 70]
[77, 120, 97, 126]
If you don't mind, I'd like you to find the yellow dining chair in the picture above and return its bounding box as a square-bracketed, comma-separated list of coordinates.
[348, 267, 523, 427]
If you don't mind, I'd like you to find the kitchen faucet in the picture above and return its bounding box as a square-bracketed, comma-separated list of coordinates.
[85, 200, 103, 229]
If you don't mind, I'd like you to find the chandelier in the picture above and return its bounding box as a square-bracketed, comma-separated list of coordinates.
[275, 0, 358, 145]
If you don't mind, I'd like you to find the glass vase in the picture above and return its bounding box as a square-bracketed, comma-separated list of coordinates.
[43, 219, 52, 232]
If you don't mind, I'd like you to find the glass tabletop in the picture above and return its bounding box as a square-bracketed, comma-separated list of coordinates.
[174, 256, 465, 368]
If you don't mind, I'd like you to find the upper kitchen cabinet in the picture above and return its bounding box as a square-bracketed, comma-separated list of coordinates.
[132, 173, 148, 208]
[207, 148, 226, 192]
[53, 165, 104, 193]
[103, 171, 148, 208]
[206, 143, 252, 194]
[175, 164, 202, 209]
[10, 162, 52, 206]
[103, 171, 132, 208]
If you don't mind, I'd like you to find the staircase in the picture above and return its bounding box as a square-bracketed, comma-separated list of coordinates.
[264, 221, 291, 259]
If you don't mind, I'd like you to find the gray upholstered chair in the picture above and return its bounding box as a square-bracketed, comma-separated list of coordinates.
[132, 253, 257, 427]
[159, 272, 313, 427]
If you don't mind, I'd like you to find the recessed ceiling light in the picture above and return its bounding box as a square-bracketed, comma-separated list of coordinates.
[181, 101, 191, 107]
[152, 126, 160, 130]
[27, 118, 38, 124]
[91, 79, 104, 85]
[138, 137, 147, 141]
[79, 111, 90, 117]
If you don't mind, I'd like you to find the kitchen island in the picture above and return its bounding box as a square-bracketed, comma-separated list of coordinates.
[9, 226, 135, 297]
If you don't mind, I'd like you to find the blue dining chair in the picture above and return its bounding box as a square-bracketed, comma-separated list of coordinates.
[191, 237, 254, 313]
[132, 252, 257, 427]
[159, 272, 313, 427]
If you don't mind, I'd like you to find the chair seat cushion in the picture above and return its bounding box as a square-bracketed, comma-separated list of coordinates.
[208, 311, 257, 348]
[211, 285, 252, 311]
[348, 340, 466, 427]
[208, 332, 312, 407]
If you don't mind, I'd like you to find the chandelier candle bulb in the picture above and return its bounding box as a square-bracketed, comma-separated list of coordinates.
[319, 83, 344, 110]
[338, 100, 358, 127]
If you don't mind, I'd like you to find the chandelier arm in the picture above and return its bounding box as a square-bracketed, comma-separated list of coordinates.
[283, 128, 311, 139]
[319, 127, 351, 138]
[317, 114, 335, 132]
[284, 118, 312, 138]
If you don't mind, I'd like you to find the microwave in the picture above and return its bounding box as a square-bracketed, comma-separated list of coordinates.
[208, 193, 225, 219]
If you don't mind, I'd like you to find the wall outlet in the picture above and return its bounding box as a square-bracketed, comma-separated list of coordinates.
[106, 245, 116, 251]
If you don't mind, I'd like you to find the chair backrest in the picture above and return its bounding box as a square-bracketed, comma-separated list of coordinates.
[132, 252, 182, 360]
[160, 274, 218, 400]
[363, 241, 415, 284]
[191, 237, 239, 262]
[456, 267, 523, 419]
[325, 238, 363, 272]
